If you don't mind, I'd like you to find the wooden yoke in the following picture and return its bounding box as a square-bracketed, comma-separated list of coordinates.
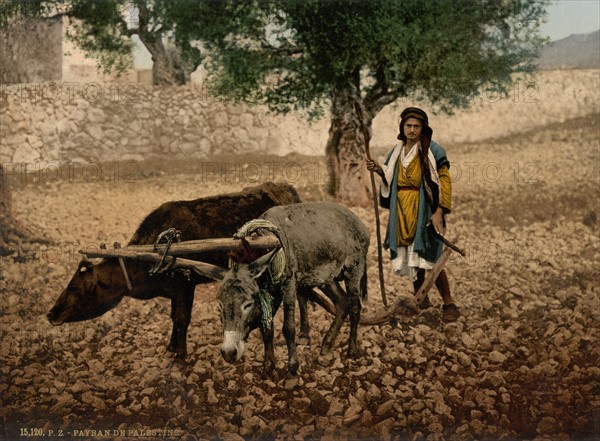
[79, 235, 281, 281]
[126, 235, 280, 256]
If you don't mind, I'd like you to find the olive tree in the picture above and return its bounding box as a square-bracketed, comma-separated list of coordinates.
[194, 0, 548, 204]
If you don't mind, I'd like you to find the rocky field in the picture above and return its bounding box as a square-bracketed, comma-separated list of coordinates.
[1, 114, 599, 441]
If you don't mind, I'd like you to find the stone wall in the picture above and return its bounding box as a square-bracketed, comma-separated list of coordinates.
[371, 69, 600, 148]
[0, 83, 328, 164]
[1, 70, 598, 165]
[0, 17, 62, 84]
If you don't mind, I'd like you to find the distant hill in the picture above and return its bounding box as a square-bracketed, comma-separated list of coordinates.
[538, 30, 600, 69]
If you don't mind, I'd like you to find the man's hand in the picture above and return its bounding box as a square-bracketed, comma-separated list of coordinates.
[430, 207, 446, 236]
[366, 159, 384, 178]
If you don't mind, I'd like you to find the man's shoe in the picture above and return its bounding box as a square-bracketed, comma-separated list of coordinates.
[442, 303, 461, 322]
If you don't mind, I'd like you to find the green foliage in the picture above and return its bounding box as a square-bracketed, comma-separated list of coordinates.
[0, 0, 48, 25]
[66, 0, 133, 75]
[0, 0, 205, 80]
[1, 0, 132, 75]
[1, 0, 549, 114]
[185, 0, 549, 117]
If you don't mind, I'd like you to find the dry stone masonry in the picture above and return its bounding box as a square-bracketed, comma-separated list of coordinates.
[1, 70, 598, 166]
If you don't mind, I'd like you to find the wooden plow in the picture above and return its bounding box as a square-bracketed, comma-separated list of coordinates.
[79, 234, 463, 326]
[308, 245, 456, 325]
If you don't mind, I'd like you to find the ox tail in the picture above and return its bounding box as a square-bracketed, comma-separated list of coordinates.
[288, 185, 301, 203]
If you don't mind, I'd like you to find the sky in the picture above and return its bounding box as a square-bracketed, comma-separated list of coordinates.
[539, 0, 600, 40]
[133, 0, 600, 70]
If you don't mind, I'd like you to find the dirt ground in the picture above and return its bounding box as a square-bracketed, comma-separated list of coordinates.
[1, 114, 599, 441]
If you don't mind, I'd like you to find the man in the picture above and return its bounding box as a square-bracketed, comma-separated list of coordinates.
[366, 107, 460, 322]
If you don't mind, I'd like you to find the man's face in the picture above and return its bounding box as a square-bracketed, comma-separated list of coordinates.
[404, 117, 423, 142]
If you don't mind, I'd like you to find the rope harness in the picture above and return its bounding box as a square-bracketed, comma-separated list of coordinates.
[149, 228, 181, 275]
[149, 228, 191, 280]
[233, 219, 286, 329]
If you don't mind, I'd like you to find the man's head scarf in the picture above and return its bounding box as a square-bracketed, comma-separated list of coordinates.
[397, 107, 433, 141]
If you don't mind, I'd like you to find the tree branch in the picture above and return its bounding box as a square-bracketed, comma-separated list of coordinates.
[37, 12, 68, 21]
[116, 15, 136, 38]
[259, 39, 303, 57]
[364, 65, 399, 115]
[368, 93, 399, 115]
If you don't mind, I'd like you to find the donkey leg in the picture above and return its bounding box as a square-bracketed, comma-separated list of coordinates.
[346, 269, 366, 358]
[347, 294, 361, 358]
[297, 288, 311, 345]
[281, 279, 299, 376]
[260, 325, 276, 376]
[320, 281, 349, 354]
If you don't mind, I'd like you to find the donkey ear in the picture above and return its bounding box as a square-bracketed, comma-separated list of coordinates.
[248, 247, 279, 279]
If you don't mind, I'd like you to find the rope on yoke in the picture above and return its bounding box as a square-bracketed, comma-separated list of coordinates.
[233, 219, 286, 283]
[233, 219, 286, 329]
[149, 228, 184, 276]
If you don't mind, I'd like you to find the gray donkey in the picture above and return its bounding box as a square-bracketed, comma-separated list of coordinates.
[217, 202, 370, 376]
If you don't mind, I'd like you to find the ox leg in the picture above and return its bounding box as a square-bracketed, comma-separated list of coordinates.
[260, 324, 276, 376]
[168, 296, 179, 354]
[281, 279, 299, 376]
[320, 281, 349, 355]
[167, 284, 194, 358]
[297, 288, 311, 346]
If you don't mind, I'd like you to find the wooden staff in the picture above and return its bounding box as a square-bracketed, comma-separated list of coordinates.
[354, 102, 388, 308]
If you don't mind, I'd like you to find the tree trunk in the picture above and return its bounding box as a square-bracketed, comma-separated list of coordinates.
[133, 2, 189, 86]
[138, 33, 188, 86]
[326, 88, 374, 207]
[151, 41, 188, 86]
